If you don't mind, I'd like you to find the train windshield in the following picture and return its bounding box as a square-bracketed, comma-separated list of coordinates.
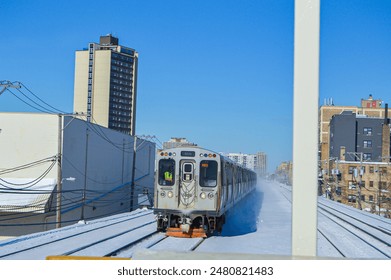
[199, 160, 218, 187]
[158, 159, 175, 186]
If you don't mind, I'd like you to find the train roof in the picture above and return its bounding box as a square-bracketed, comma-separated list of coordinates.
[158, 146, 256, 173]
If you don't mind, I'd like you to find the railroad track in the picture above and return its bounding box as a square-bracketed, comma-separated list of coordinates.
[0, 209, 159, 260]
[2, 184, 389, 259]
[278, 184, 391, 259]
[0, 207, 208, 260]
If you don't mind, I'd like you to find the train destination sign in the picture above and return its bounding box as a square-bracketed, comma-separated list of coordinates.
[181, 151, 195, 157]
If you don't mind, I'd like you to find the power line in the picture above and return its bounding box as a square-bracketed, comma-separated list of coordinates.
[0, 156, 57, 176]
[19, 82, 70, 114]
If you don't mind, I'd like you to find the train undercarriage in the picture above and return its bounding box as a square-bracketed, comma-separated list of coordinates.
[156, 213, 225, 238]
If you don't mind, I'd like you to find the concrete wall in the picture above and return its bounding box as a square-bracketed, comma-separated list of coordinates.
[329, 112, 356, 159]
[0, 113, 59, 178]
[0, 113, 155, 239]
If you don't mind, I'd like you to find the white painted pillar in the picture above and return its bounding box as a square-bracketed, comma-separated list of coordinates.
[292, 0, 320, 257]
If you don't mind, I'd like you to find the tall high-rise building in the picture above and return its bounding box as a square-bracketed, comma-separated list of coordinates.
[255, 152, 267, 177]
[73, 34, 138, 135]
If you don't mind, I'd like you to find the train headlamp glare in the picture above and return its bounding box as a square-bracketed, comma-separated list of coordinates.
[160, 191, 166, 197]
[167, 191, 174, 198]
[208, 193, 214, 199]
[200, 192, 206, 199]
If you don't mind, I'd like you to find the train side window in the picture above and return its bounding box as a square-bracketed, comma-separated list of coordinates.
[158, 159, 175, 186]
[200, 160, 218, 187]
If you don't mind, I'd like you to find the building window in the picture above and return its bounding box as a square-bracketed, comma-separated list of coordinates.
[363, 153, 372, 160]
[369, 195, 374, 202]
[348, 166, 355, 174]
[369, 166, 374, 173]
[369, 181, 374, 187]
[363, 127, 372, 136]
[361, 195, 365, 202]
[348, 195, 356, 203]
[363, 140, 372, 148]
[348, 181, 356, 189]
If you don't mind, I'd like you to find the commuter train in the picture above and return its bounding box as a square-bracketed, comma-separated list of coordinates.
[153, 146, 257, 238]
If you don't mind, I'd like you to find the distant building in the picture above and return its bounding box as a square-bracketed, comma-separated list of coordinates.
[320, 106, 391, 217]
[74, 34, 138, 135]
[325, 157, 391, 218]
[329, 111, 390, 162]
[163, 137, 197, 149]
[226, 153, 257, 170]
[223, 152, 267, 175]
[319, 95, 390, 166]
[276, 161, 293, 185]
[255, 152, 268, 177]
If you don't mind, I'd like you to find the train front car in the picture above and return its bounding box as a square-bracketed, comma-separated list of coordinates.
[153, 147, 223, 238]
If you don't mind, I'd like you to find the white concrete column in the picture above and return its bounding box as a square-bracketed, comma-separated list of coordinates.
[292, 0, 320, 257]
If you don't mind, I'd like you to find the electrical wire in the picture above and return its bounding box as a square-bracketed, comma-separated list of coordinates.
[14, 88, 60, 114]
[0, 156, 57, 176]
[6, 89, 56, 114]
[0, 160, 56, 190]
[19, 82, 70, 114]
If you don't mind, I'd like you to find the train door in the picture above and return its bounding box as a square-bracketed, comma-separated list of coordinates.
[179, 160, 196, 208]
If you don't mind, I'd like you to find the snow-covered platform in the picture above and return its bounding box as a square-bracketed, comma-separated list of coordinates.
[0, 181, 390, 260]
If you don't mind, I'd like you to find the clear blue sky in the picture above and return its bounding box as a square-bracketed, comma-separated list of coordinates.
[1, 0, 391, 172]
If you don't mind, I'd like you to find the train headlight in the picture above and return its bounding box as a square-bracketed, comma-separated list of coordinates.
[167, 191, 174, 198]
[160, 191, 166, 197]
[200, 192, 206, 199]
[208, 192, 214, 199]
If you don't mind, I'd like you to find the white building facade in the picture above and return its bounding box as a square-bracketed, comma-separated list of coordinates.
[224, 152, 267, 177]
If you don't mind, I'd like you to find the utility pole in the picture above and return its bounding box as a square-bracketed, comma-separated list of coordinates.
[346, 152, 364, 210]
[80, 128, 89, 222]
[130, 136, 137, 211]
[55, 113, 88, 228]
[378, 170, 382, 216]
[56, 114, 63, 228]
[0, 81, 21, 95]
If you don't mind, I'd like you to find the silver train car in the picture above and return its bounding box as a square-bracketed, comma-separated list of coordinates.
[153, 146, 257, 238]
